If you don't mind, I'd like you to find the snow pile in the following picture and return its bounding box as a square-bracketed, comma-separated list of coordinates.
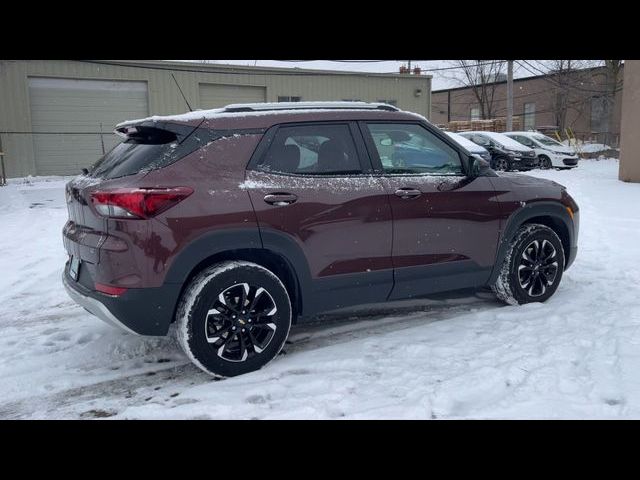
[579, 143, 617, 153]
[561, 141, 618, 154]
[2, 159, 640, 419]
[0, 183, 26, 211]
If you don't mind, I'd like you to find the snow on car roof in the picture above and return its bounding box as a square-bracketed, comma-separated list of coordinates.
[464, 131, 532, 150]
[445, 131, 488, 153]
[116, 102, 423, 128]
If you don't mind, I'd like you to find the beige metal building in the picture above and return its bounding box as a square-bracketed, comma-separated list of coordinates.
[0, 60, 431, 178]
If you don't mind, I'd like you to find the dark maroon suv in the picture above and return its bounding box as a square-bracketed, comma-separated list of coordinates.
[63, 102, 579, 377]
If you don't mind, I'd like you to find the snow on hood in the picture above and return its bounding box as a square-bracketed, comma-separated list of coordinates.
[543, 145, 575, 153]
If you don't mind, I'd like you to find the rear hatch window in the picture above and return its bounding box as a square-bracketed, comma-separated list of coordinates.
[89, 121, 205, 180]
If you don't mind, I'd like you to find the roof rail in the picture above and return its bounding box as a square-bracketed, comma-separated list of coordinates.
[223, 101, 400, 113]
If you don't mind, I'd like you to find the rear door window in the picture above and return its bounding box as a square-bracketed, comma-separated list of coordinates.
[259, 124, 363, 175]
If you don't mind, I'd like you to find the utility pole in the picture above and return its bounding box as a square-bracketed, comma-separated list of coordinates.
[507, 60, 514, 131]
[408, 60, 412, 71]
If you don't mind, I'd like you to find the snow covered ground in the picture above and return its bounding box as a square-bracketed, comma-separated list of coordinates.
[1, 159, 640, 419]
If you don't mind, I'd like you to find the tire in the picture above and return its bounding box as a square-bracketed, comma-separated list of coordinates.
[493, 156, 509, 171]
[492, 224, 565, 305]
[176, 261, 292, 378]
[539, 155, 552, 169]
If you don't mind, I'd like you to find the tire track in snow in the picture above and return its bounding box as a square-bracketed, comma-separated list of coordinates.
[0, 292, 500, 419]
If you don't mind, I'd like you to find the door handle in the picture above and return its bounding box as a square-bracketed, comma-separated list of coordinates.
[394, 188, 422, 199]
[264, 193, 298, 206]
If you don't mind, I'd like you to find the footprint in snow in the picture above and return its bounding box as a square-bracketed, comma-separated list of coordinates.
[80, 409, 117, 418]
[246, 394, 270, 405]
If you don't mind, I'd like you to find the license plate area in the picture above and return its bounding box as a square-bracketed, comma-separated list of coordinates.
[68, 255, 81, 281]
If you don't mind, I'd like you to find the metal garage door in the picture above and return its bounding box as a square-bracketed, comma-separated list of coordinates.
[199, 83, 266, 109]
[28, 77, 149, 176]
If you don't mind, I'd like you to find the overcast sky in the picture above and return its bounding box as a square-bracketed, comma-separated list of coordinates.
[200, 60, 537, 90]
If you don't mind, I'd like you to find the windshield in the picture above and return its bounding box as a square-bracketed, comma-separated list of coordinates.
[532, 134, 564, 147]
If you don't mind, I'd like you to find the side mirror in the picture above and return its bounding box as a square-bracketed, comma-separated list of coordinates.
[468, 155, 495, 177]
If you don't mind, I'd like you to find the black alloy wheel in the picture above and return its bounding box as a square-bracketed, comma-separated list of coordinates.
[205, 283, 278, 362]
[517, 239, 559, 297]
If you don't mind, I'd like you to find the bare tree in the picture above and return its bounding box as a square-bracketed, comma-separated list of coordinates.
[521, 60, 601, 135]
[446, 60, 506, 119]
[543, 60, 623, 144]
[598, 60, 624, 145]
[545, 61, 594, 132]
[549, 60, 576, 132]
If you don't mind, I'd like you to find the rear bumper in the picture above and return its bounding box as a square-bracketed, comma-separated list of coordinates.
[63, 272, 139, 335]
[62, 266, 180, 336]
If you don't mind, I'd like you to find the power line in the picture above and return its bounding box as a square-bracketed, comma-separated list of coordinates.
[79, 60, 401, 76]
[247, 60, 502, 72]
[275, 60, 392, 63]
[516, 60, 622, 95]
[79, 59, 503, 76]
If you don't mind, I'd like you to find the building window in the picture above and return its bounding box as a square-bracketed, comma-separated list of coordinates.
[470, 107, 480, 121]
[524, 103, 536, 130]
[377, 99, 398, 106]
[277, 96, 301, 102]
[591, 96, 609, 133]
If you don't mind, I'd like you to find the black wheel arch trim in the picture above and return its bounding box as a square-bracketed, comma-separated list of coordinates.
[159, 206, 575, 327]
[488, 201, 576, 285]
[162, 227, 314, 318]
[161, 226, 398, 320]
[163, 228, 264, 285]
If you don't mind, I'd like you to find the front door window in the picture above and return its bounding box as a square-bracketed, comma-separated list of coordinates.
[365, 123, 463, 176]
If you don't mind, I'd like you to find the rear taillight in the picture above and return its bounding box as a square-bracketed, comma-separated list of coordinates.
[95, 283, 128, 296]
[90, 187, 193, 219]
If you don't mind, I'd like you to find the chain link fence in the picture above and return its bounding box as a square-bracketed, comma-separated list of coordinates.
[0, 126, 120, 181]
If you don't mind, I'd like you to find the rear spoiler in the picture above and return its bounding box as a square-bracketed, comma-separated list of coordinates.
[114, 119, 206, 144]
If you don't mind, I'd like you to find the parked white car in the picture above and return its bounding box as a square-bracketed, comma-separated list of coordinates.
[445, 131, 492, 163]
[504, 131, 579, 169]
